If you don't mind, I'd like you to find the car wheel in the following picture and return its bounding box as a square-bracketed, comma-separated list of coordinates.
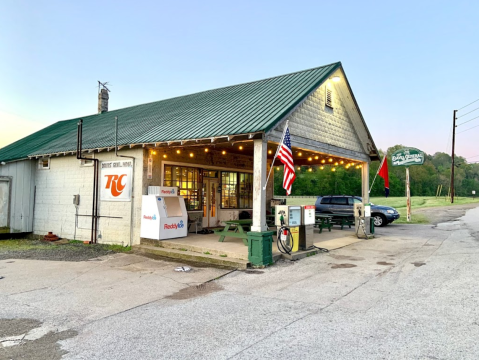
[373, 214, 387, 227]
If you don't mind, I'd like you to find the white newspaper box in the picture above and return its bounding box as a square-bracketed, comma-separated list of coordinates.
[140, 187, 188, 240]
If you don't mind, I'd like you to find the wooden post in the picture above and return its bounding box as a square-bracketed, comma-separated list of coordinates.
[406, 167, 411, 222]
[251, 137, 267, 233]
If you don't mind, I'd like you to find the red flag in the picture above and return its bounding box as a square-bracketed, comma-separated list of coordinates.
[278, 126, 296, 195]
[378, 157, 389, 197]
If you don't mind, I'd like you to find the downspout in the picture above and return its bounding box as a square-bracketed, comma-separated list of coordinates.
[115, 116, 135, 247]
[77, 119, 100, 244]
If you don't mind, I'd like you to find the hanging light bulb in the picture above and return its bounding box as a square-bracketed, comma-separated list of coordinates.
[328, 158, 333, 162]
[222, 150, 226, 155]
[298, 152, 302, 156]
[340, 160, 344, 164]
[163, 154, 167, 159]
[268, 150, 272, 155]
[308, 157, 312, 161]
[239, 145, 243, 150]
[176, 149, 181, 154]
[297, 166, 301, 171]
[332, 168, 336, 172]
[276, 167, 280, 171]
[321, 159, 326, 164]
[308, 168, 313, 172]
[189, 153, 194, 158]
[152, 150, 157, 155]
[204, 148, 209, 153]
[314, 155, 319, 160]
[334, 162, 339, 166]
[320, 166, 324, 170]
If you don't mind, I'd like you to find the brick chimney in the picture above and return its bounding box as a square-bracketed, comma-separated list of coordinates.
[98, 88, 109, 113]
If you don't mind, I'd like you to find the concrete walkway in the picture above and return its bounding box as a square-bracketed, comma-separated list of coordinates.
[2, 205, 479, 359]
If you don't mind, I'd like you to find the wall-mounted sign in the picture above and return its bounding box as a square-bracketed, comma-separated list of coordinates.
[391, 147, 425, 167]
[147, 157, 153, 180]
[101, 160, 133, 202]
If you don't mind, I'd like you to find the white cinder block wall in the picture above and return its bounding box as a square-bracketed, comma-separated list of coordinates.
[34, 148, 144, 246]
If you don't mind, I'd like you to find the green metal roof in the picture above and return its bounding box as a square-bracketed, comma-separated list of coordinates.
[0, 62, 342, 163]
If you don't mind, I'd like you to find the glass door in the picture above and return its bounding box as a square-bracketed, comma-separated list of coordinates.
[202, 179, 219, 228]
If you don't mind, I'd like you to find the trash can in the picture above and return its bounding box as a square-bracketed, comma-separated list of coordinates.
[247, 231, 274, 267]
[370, 217, 375, 234]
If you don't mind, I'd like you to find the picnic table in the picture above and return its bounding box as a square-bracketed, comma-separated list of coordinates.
[330, 214, 355, 230]
[214, 219, 253, 245]
[315, 214, 333, 233]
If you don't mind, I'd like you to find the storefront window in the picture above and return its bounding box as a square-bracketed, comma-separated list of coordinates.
[164, 166, 201, 210]
[221, 172, 238, 209]
[221, 171, 253, 209]
[239, 173, 253, 208]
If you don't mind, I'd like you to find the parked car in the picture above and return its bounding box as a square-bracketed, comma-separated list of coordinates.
[315, 195, 400, 227]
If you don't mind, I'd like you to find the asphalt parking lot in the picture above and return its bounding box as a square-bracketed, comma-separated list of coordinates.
[1, 205, 479, 359]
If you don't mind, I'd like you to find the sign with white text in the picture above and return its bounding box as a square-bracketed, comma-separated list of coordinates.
[391, 148, 425, 167]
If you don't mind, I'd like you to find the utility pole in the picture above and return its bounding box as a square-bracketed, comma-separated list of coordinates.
[451, 110, 457, 203]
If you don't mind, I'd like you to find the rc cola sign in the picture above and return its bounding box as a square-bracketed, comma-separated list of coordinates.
[391, 148, 425, 167]
[101, 160, 133, 202]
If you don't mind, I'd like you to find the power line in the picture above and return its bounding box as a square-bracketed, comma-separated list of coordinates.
[458, 97, 479, 111]
[457, 115, 479, 127]
[466, 154, 479, 159]
[457, 106, 479, 119]
[457, 123, 479, 134]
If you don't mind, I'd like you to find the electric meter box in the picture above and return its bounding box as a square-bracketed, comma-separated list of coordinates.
[275, 205, 302, 227]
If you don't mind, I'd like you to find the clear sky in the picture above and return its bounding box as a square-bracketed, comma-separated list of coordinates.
[1, 0, 478, 160]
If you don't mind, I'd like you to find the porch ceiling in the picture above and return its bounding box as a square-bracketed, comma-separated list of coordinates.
[149, 140, 366, 169]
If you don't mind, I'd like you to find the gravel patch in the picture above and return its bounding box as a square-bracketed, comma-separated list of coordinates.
[0, 240, 122, 262]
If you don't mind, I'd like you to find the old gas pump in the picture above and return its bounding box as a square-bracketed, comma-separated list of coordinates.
[275, 205, 301, 254]
[354, 203, 371, 239]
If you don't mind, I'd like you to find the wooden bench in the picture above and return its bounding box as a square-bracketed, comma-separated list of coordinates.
[214, 219, 253, 246]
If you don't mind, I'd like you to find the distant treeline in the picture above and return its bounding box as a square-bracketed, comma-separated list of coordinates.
[274, 144, 479, 197]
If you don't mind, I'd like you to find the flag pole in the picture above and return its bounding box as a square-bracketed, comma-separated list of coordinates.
[369, 155, 385, 194]
[263, 121, 289, 191]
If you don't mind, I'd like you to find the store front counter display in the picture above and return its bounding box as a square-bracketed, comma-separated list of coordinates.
[140, 186, 188, 240]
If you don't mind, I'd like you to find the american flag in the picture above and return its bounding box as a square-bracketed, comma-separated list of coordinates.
[278, 126, 296, 195]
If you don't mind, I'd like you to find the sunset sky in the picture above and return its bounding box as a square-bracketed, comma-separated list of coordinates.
[1, 0, 478, 161]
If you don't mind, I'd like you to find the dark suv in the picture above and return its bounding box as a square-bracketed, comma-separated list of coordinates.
[315, 195, 400, 227]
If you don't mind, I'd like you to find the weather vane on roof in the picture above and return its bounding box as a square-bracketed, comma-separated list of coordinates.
[98, 81, 111, 93]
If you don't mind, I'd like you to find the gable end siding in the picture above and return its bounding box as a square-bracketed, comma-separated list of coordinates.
[285, 81, 364, 154]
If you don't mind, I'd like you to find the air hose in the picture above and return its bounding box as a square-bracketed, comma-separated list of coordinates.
[277, 225, 294, 255]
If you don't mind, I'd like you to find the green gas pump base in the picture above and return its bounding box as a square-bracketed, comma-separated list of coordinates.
[247, 231, 275, 267]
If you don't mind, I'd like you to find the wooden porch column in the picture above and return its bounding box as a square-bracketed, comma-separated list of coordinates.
[361, 162, 370, 203]
[251, 137, 267, 233]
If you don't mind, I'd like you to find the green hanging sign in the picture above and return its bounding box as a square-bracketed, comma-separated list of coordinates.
[391, 147, 425, 167]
